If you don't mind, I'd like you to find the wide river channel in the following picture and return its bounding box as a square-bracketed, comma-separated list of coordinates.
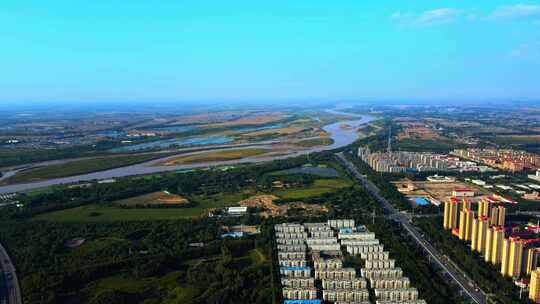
[0, 110, 375, 193]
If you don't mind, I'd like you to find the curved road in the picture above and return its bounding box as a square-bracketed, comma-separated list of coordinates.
[0, 242, 22, 304]
[0, 112, 374, 194]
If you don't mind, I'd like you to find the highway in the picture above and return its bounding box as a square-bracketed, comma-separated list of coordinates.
[336, 152, 486, 304]
[0, 242, 22, 304]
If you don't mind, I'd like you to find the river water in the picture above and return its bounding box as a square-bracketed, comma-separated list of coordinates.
[0, 110, 374, 193]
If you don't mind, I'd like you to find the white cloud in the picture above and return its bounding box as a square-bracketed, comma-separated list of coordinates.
[390, 8, 462, 27]
[489, 3, 540, 19]
[508, 41, 540, 58]
[417, 8, 462, 25]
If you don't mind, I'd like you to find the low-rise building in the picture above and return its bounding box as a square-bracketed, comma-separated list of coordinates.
[315, 268, 356, 280]
[322, 278, 367, 290]
[281, 277, 316, 288]
[322, 289, 370, 302]
[346, 244, 384, 255]
[282, 288, 318, 300]
[280, 266, 312, 278]
[361, 268, 403, 280]
[374, 288, 419, 301]
[364, 259, 396, 269]
[370, 277, 410, 289]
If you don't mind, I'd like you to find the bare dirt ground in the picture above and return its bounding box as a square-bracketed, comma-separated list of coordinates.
[238, 194, 327, 217]
[392, 180, 486, 202]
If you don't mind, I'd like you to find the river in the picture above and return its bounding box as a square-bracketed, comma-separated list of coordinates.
[0, 110, 374, 193]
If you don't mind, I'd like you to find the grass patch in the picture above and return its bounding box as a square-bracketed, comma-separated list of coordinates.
[294, 137, 334, 147]
[114, 191, 188, 207]
[3, 154, 159, 184]
[273, 178, 352, 200]
[34, 204, 206, 222]
[395, 138, 456, 153]
[240, 126, 306, 137]
[88, 271, 201, 303]
[35, 190, 255, 222]
[161, 148, 269, 165]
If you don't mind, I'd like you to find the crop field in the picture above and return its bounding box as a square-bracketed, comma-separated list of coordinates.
[160, 148, 269, 165]
[2, 154, 159, 184]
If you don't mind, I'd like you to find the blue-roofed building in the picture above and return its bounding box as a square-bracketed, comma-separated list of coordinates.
[339, 227, 353, 233]
[282, 266, 311, 271]
[283, 300, 321, 304]
[220, 232, 244, 238]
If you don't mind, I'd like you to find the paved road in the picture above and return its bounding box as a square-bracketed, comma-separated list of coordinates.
[336, 152, 486, 304]
[0, 242, 22, 304]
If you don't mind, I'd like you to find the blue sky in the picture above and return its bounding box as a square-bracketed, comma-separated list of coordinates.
[1, 1, 539, 103]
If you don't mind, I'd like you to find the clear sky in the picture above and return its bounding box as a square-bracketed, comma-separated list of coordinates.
[1, 1, 540, 103]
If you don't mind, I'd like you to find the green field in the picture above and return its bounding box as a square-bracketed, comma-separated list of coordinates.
[34, 204, 207, 221]
[3, 154, 160, 184]
[161, 148, 269, 165]
[395, 138, 456, 153]
[35, 190, 254, 222]
[273, 178, 352, 199]
[88, 271, 199, 303]
[294, 137, 334, 147]
[34, 176, 350, 222]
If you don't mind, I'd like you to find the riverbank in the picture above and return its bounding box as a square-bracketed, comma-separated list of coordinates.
[0, 111, 375, 193]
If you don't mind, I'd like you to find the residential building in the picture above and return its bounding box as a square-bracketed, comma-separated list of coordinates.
[530, 268, 540, 303]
